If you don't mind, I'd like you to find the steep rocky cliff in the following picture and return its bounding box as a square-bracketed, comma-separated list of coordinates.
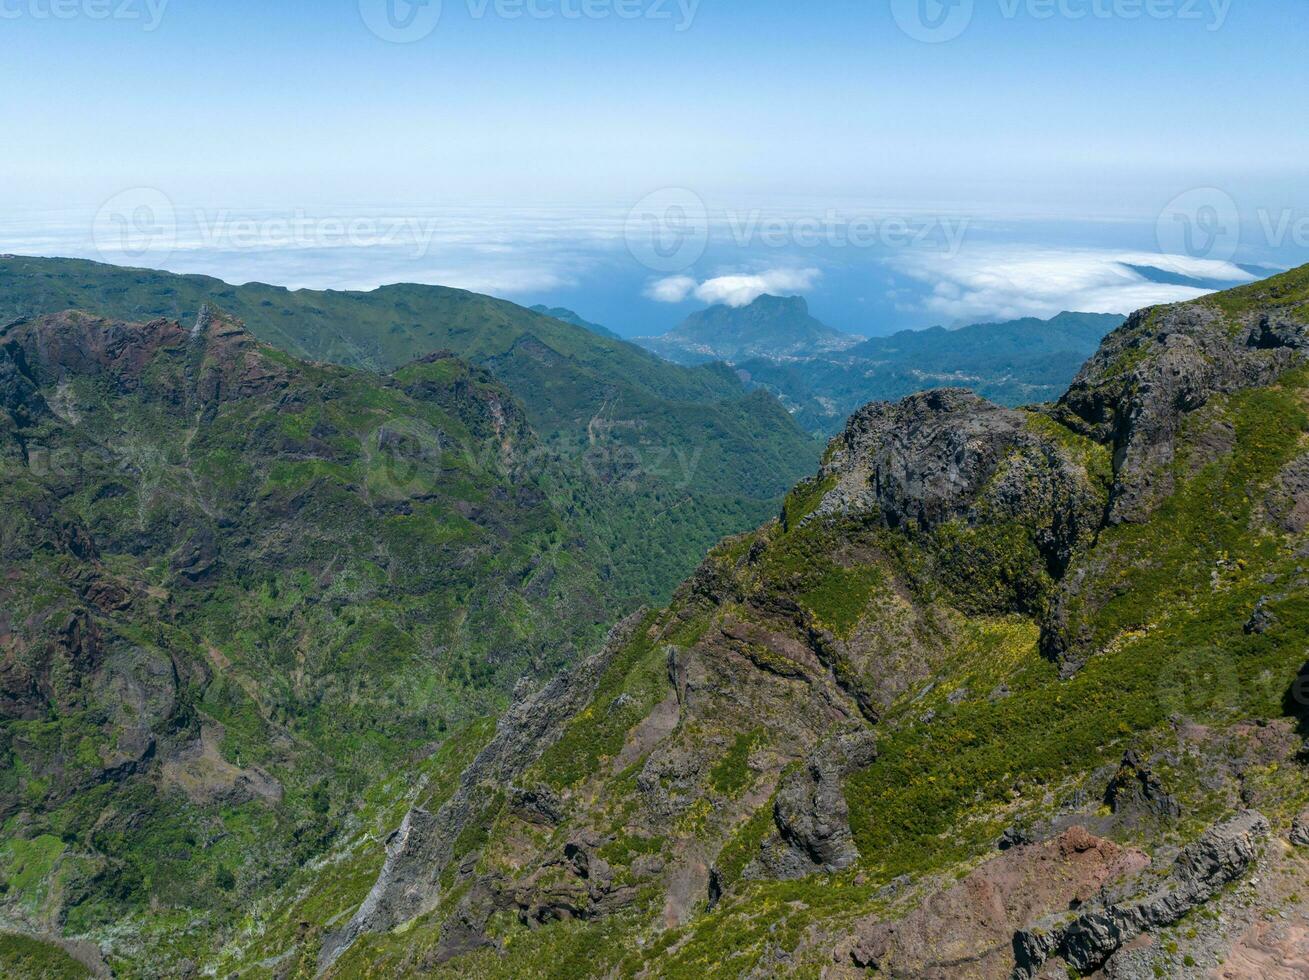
[304, 267, 1309, 979]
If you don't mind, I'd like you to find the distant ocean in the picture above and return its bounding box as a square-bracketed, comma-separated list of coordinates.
[1, 199, 1300, 338]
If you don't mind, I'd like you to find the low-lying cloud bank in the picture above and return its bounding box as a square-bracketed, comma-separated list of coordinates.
[891, 248, 1258, 323]
[645, 268, 821, 307]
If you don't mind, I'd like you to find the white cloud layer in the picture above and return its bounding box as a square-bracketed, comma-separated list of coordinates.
[891, 248, 1257, 323]
[645, 268, 821, 307]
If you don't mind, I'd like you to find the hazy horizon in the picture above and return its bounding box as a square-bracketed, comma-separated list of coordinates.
[4, 0, 1308, 334]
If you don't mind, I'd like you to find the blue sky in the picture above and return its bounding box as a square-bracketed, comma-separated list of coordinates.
[2, 0, 1307, 335]
[4, 0, 1306, 208]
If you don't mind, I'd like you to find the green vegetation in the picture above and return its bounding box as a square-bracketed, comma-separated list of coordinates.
[847, 367, 1309, 876]
[799, 563, 886, 638]
[307, 271, 1309, 979]
[534, 614, 670, 789]
[4, 264, 1309, 977]
[0, 310, 612, 969]
[1204, 262, 1309, 321]
[708, 730, 766, 797]
[0, 255, 820, 603]
[736, 311, 1124, 435]
[0, 933, 90, 979]
[1059, 368, 1309, 655]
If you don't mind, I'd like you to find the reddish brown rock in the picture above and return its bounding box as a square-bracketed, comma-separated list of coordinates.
[841, 827, 1149, 979]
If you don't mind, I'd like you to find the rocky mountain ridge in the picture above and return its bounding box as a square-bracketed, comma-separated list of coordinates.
[3, 267, 1309, 977]
[307, 266, 1309, 979]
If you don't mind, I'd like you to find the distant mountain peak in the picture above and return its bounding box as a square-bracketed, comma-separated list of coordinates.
[749, 293, 809, 313]
[637, 293, 861, 365]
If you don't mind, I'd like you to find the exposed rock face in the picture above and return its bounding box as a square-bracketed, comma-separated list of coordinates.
[747, 728, 877, 879]
[1013, 811, 1269, 978]
[507, 784, 565, 827]
[1103, 750, 1182, 821]
[1043, 292, 1309, 673]
[0, 308, 290, 409]
[844, 826, 1149, 978]
[817, 390, 1023, 520]
[0, 336, 51, 428]
[814, 389, 1106, 613]
[1, 311, 188, 391]
[1056, 302, 1308, 525]
[1291, 810, 1309, 847]
[1262, 453, 1309, 534]
[318, 610, 647, 971]
[160, 722, 283, 807]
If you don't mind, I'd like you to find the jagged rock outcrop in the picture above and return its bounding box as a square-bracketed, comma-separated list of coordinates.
[813, 389, 1106, 613]
[747, 728, 877, 879]
[1291, 810, 1309, 847]
[318, 610, 647, 971]
[1012, 811, 1269, 978]
[1103, 750, 1182, 821]
[816, 390, 1026, 524]
[1041, 289, 1309, 673]
[507, 784, 565, 827]
[1056, 301, 1309, 525]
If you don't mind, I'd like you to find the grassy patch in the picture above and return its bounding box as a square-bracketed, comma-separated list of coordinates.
[708, 729, 766, 798]
[0, 933, 90, 979]
[799, 564, 887, 639]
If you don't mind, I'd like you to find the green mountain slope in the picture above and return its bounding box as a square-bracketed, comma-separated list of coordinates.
[296, 267, 1309, 979]
[738, 310, 1125, 434]
[0, 307, 620, 966]
[528, 305, 623, 341]
[0, 255, 820, 601]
